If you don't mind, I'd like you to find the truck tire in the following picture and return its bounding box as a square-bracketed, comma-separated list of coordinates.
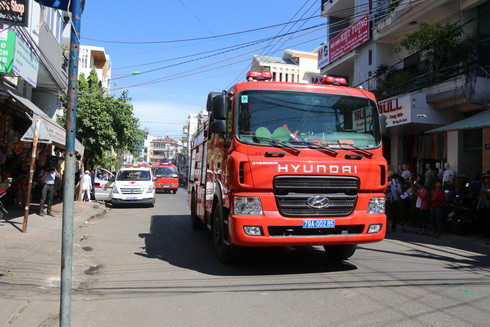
[191, 194, 204, 230]
[323, 244, 357, 261]
[212, 200, 237, 263]
[172, 189, 177, 194]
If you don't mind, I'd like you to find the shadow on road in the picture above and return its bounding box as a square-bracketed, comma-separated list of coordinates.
[137, 214, 357, 276]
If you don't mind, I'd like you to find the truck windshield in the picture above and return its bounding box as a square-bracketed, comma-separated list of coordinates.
[236, 90, 381, 149]
[116, 170, 151, 181]
[155, 167, 178, 178]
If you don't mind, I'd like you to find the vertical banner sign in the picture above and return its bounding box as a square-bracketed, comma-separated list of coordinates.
[13, 35, 39, 87]
[0, 30, 15, 73]
[317, 42, 329, 70]
[0, 0, 28, 26]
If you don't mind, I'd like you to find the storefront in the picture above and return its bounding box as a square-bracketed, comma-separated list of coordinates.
[379, 92, 461, 177]
[0, 81, 84, 193]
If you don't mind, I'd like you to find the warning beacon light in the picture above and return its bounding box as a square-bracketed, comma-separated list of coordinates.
[321, 76, 348, 86]
[246, 71, 273, 82]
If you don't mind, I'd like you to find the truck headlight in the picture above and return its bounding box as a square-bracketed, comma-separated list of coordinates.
[234, 196, 263, 215]
[367, 197, 385, 214]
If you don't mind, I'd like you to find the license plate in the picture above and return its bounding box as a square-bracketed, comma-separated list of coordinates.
[303, 219, 335, 229]
[126, 197, 138, 200]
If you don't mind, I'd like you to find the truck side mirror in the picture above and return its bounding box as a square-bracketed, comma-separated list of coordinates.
[210, 120, 226, 134]
[379, 114, 387, 135]
[211, 94, 226, 120]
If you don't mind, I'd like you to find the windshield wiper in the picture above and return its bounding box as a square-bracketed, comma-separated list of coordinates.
[254, 137, 301, 154]
[337, 141, 374, 158]
[290, 141, 338, 155]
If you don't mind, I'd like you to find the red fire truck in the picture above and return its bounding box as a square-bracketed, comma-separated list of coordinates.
[188, 71, 387, 263]
[153, 163, 179, 193]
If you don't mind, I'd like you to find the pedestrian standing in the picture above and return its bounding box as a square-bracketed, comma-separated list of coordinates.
[387, 174, 402, 232]
[476, 171, 490, 245]
[401, 164, 411, 183]
[82, 170, 92, 202]
[38, 165, 61, 216]
[430, 181, 446, 236]
[416, 181, 430, 233]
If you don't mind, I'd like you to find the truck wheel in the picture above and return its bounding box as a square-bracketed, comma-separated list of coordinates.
[172, 189, 177, 194]
[212, 201, 237, 263]
[191, 195, 204, 230]
[323, 244, 357, 261]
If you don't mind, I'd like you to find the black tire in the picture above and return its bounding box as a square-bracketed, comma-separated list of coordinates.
[212, 200, 237, 263]
[149, 198, 155, 208]
[191, 194, 204, 230]
[323, 244, 357, 261]
[172, 189, 177, 194]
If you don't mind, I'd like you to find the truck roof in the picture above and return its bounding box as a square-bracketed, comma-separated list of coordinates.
[232, 80, 376, 102]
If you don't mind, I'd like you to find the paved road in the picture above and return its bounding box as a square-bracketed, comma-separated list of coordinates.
[64, 190, 490, 327]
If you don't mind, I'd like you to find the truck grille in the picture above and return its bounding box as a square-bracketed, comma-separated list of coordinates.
[274, 175, 359, 193]
[268, 225, 364, 237]
[274, 176, 359, 217]
[120, 188, 144, 194]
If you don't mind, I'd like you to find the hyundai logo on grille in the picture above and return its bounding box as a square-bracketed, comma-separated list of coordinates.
[307, 196, 329, 208]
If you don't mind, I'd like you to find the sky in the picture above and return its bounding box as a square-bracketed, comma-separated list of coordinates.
[80, 0, 327, 139]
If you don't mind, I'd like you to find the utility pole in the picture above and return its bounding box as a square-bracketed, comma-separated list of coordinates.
[60, 0, 82, 326]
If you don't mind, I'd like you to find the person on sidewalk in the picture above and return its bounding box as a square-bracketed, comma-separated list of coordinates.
[429, 181, 446, 237]
[416, 181, 430, 234]
[82, 170, 93, 202]
[476, 171, 490, 245]
[38, 165, 61, 217]
[387, 174, 403, 232]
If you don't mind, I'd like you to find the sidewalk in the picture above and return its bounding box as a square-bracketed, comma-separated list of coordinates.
[0, 200, 109, 275]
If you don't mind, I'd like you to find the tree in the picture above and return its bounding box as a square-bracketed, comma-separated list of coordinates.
[60, 68, 148, 168]
[398, 22, 479, 71]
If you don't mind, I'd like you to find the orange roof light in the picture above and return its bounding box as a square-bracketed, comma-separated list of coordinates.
[321, 76, 347, 86]
[246, 71, 273, 81]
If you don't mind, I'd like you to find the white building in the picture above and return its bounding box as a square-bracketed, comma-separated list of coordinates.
[320, 0, 490, 176]
[251, 49, 323, 83]
[78, 45, 112, 93]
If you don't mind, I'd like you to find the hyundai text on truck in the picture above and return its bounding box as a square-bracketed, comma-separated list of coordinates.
[188, 71, 388, 263]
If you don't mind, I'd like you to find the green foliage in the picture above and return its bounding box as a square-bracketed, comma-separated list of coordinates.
[60, 68, 148, 168]
[398, 22, 479, 71]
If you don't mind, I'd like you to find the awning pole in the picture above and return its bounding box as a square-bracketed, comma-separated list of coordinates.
[22, 117, 40, 233]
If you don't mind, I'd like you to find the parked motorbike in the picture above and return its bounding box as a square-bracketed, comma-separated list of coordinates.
[0, 190, 8, 219]
[444, 188, 478, 234]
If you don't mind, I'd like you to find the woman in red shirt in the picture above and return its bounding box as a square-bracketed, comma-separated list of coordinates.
[430, 181, 446, 236]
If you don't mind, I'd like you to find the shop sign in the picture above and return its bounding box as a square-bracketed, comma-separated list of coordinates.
[307, 75, 324, 84]
[0, 0, 28, 27]
[378, 95, 411, 127]
[0, 30, 15, 73]
[317, 42, 329, 70]
[13, 35, 39, 87]
[318, 14, 369, 69]
[329, 14, 369, 63]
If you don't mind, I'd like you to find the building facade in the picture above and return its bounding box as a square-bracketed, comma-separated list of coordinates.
[0, 1, 84, 189]
[148, 137, 178, 164]
[320, 0, 490, 177]
[78, 45, 111, 93]
[251, 49, 323, 83]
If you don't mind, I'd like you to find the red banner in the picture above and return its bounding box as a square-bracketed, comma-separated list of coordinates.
[329, 14, 370, 63]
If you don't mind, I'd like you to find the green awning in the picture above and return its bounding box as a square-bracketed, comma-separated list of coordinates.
[426, 110, 490, 133]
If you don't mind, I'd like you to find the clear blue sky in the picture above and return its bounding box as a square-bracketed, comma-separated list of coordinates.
[81, 0, 327, 139]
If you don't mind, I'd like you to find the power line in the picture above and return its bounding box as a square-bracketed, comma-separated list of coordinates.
[113, 4, 400, 90]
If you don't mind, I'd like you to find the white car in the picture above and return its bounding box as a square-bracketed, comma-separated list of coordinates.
[93, 168, 115, 202]
[111, 166, 156, 207]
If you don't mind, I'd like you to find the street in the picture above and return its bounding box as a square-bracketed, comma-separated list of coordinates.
[60, 189, 490, 327]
